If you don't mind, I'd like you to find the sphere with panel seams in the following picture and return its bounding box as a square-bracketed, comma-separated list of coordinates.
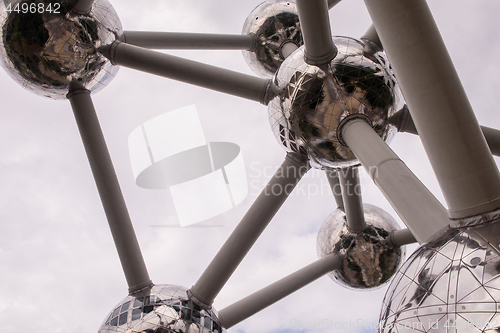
[268, 36, 404, 169]
[316, 204, 405, 290]
[0, 0, 121, 99]
[242, 0, 303, 78]
[379, 220, 500, 333]
[98, 284, 227, 333]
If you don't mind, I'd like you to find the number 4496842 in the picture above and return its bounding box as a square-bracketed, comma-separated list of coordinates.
[6, 2, 61, 14]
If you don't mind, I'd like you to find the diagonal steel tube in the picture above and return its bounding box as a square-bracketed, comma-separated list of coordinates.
[395, 106, 500, 158]
[364, 0, 500, 219]
[188, 153, 309, 307]
[296, 0, 337, 65]
[339, 167, 366, 233]
[121, 31, 256, 50]
[99, 41, 272, 105]
[341, 118, 449, 243]
[67, 83, 152, 293]
[481, 126, 500, 157]
[218, 253, 341, 328]
[325, 170, 344, 209]
[387, 228, 418, 247]
[360, 24, 382, 51]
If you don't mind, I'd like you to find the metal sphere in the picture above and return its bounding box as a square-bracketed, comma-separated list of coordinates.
[98, 284, 226, 333]
[379, 221, 500, 333]
[0, 0, 121, 99]
[268, 36, 403, 169]
[242, 0, 302, 78]
[316, 204, 405, 290]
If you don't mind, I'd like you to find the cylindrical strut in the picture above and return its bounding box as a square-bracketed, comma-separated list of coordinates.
[341, 118, 449, 243]
[296, 0, 337, 65]
[99, 42, 272, 105]
[339, 167, 366, 233]
[121, 31, 256, 50]
[67, 84, 152, 293]
[218, 253, 341, 329]
[325, 170, 344, 209]
[188, 154, 309, 307]
[364, 0, 500, 219]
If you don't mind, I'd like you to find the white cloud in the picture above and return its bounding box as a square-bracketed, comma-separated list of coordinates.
[0, 1, 499, 333]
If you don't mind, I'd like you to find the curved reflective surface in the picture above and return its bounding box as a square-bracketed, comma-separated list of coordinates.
[380, 222, 500, 332]
[242, 0, 302, 78]
[98, 284, 226, 333]
[316, 204, 405, 290]
[0, 0, 121, 99]
[268, 36, 403, 169]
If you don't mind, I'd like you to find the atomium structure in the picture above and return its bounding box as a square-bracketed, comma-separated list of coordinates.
[1, 0, 500, 332]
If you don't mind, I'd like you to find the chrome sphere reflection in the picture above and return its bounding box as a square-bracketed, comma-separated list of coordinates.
[98, 284, 226, 333]
[379, 221, 500, 333]
[316, 204, 405, 290]
[268, 36, 403, 169]
[0, 0, 121, 99]
[242, 0, 302, 78]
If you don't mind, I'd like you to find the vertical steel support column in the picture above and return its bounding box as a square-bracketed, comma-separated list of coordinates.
[364, 0, 500, 219]
[341, 118, 449, 243]
[189, 154, 309, 307]
[339, 168, 366, 233]
[296, 0, 337, 65]
[218, 253, 341, 329]
[67, 84, 152, 293]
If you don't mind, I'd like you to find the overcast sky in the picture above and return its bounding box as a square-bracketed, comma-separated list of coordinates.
[0, 0, 500, 333]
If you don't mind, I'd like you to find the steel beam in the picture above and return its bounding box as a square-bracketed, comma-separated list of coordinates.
[395, 106, 500, 158]
[388, 228, 418, 247]
[99, 42, 272, 105]
[364, 0, 500, 219]
[296, 0, 337, 65]
[121, 31, 256, 50]
[67, 82, 152, 293]
[325, 170, 344, 209]
[361, 24, 382, 51]
[218, 253, 341, 328]
[341, 118, 449, 243]
[339, 168, 366, 233]
[481, 126, 500, 157]
[188, 154, 309, 307]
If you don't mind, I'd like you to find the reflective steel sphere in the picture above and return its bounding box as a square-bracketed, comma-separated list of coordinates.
[268, 36, 403, 169]
[0, 0, 121, 99]
[242, 0, 302, 78]
[379, 221, 500, 333]
[316, 204, 405, 290]
[98, 284, 226, 333]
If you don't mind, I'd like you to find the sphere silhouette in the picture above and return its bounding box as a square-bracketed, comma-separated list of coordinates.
[242, 0, 303, 78]
[98, 284, 226, 333]
[379, 221, 500, 332]
[268, 36, 403, 169]
[0, 0, 121, 99]
[316, 204, 405, 290]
